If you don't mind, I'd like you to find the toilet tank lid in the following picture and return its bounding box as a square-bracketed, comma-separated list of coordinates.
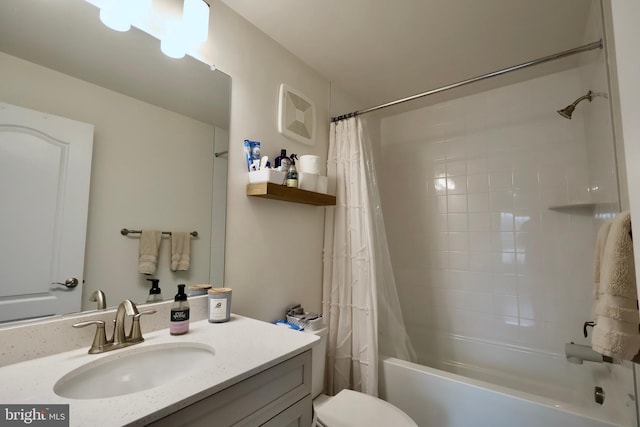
[303, 326, 327, 337]
[315, 389, 417, 427]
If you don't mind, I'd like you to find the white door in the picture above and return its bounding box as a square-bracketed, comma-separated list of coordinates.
[0, 102, 93, 322]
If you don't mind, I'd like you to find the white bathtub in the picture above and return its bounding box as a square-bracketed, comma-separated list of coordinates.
[379, 356, 634, 427]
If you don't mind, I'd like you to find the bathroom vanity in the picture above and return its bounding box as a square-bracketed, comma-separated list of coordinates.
[0, 316, 317, 426]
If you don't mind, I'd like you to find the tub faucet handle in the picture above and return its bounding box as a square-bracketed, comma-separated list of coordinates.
[583, 321, 596, 338]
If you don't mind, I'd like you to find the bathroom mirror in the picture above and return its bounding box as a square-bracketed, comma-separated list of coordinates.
[0, 0, 230, 324]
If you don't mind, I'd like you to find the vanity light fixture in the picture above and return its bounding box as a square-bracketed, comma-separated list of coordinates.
[160, 0, 210, 59]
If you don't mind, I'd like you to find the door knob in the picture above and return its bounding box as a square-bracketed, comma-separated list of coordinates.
[52, 278, 79, 288]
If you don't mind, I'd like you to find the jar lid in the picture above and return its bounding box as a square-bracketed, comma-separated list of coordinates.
[189, 284, 212, 290]
[208, 288, 232, 294]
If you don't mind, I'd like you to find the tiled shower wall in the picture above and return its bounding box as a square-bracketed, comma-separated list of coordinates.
[378, 66, 618, 362]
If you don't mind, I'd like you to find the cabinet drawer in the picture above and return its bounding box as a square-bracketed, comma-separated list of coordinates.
[260, 395, 312, 427]
[149, 350, 311, 427]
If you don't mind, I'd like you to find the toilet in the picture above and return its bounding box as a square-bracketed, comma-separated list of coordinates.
[307, 327, 417, 427]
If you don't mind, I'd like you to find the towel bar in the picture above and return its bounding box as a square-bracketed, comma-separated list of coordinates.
[120, 228, 198, 237]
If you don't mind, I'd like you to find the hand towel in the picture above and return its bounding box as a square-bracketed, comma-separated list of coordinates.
[139, 230, 162, 275]
[592, 211, 640, 360]
[170, 232, 191, 272]
[592, 219, 613, 318]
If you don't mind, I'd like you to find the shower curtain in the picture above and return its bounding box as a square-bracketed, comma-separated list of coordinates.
[323, 116, 416, 397]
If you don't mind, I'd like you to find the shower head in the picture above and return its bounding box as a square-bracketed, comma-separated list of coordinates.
[557, 90, 593, 119]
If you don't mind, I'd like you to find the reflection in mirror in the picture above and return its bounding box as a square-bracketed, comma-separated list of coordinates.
[0, 0, 230, 324]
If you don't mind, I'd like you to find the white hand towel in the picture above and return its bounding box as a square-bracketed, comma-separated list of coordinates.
[139, 230, 162, 275]
[170, 232, 191, 272]
[592, 211, 640, 360]
[592, 219, 613, 318]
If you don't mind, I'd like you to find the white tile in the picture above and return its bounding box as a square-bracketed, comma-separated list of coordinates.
[431, 162, 447, 179]
[468, 212, 491, 231]
[488, 154, 513, 172]
[448, 213, 468, 232]
[447, 176, 467, 195]
[426, 141, 447, 161]
[469, 231, 491, 252]
[432, 251, 449, 270]
[437, 195, 448, 214]
[469, 251, 491, 272]
[490, 211, 514, 231]
[514, 209, 540, 232]
[494, 315, 520, 341]
[448, 195, 468, 213]
[513, 190, 539, 210]
[446, 140, 466, 160]
[493, 294, 519, 317]
[489, 172, 513, 191]
[436, 232, 449, 251]
[518, 295, 545, 320]
[447, 270, 470, 289]
[468, 193, 490, 212]
[465, 139, 489, 159]
[491, 252, 516, 274]
[449, 251, 470, 270]
[491, 232, 516, 253]
[437, 214, 449, 232]
[449, 232, 468, 252]
[467, 175, 489, 193]
[490, 190, 514, 211]
[466, 158, 487, 175]
[431, 178, 448, 195]
[513, 167, 539, 190]
[492, 274, 518, 296]
[446, 160, 466, 176]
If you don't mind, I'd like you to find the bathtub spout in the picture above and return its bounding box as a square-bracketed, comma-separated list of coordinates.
[565, 342, 613, 364]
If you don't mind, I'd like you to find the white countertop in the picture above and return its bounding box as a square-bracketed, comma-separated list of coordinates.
[0, 315, 318, 426]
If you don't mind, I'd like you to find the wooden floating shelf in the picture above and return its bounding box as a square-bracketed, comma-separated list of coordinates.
[246, 182, 336, 206]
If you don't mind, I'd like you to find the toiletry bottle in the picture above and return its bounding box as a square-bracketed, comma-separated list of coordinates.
[170, 284, 190, 335]
[286, 154, 299, 188]
[146, 278, 163, 303]
[275, 149, 292, 172]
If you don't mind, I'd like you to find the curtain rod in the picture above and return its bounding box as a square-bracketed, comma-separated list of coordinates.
[331, 39, 603, 123]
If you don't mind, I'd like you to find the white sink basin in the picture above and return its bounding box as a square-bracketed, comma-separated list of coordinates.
[54, 342, 215, 399]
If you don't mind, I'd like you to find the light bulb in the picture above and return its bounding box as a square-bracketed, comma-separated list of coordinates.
[160, 21, 186, 59]
[99, 0, 131, 32]
[183, 0, 209, 45]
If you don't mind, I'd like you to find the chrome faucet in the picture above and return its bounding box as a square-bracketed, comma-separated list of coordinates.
[73, 300, 156, 354]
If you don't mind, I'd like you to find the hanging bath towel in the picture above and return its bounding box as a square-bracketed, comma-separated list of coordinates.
[139, 230, 162, 275]
[592, 211, 640, 360]
[170, 232, 191, 271]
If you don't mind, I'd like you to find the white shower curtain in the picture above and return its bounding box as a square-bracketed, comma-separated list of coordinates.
[323, 117, 416, 397]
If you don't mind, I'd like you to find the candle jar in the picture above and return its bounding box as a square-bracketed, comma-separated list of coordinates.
[208, 288, 232, 323]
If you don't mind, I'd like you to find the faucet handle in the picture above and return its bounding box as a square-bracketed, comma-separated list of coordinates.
[129, 310, 157, 343]
[73, 320, 108, 354]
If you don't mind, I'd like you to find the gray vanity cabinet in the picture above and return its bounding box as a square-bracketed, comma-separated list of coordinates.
[149, 350, 312, 426]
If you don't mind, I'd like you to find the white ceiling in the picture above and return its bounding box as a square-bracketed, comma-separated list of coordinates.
[221, 0, 594, 116]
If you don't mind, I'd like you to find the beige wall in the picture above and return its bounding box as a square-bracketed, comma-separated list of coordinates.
[204, 3, 335, 321]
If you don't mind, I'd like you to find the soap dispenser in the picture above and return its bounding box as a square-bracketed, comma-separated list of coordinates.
[275, 149, 292, 172]
[170, 284, 190, 335]
[286, 154, 298, 188]
[145, 278, 163, 303]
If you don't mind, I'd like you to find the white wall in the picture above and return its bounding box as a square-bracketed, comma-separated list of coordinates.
[0, 52, 217, 308]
